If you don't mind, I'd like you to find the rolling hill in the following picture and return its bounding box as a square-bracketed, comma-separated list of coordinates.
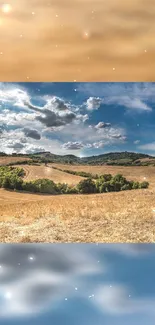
[0, 151, 154, 166]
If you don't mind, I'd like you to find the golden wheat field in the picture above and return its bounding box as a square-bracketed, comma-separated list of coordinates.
[0, 163, 155, 243]
[16, 164, 84, 184]
[0, 157, 31, 165]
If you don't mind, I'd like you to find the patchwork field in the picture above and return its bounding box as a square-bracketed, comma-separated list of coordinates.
[0, 163, 155, 243]
[51, 163, 155, 189]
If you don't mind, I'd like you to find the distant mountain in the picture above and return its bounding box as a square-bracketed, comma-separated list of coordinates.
[1, 151, 154, 166]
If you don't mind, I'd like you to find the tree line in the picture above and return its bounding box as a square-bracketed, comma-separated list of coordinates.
[0, 166, 149, 194]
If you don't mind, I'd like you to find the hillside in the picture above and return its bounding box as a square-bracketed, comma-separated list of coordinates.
[0, 163, 155, 243]
[0, 151, 154, 166]
[15, 164, 84, 185]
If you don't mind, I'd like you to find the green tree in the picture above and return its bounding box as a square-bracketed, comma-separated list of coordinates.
[77, 178, 96, 194]
[132, 181, 140, 189]
[139, 181, 149, 189]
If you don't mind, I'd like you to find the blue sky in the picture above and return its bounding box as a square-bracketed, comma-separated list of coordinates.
[0, 244, 155, 325]
[0, 82, 155, 156]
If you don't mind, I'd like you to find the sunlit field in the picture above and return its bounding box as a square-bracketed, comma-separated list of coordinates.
[0, 163, 155, 243]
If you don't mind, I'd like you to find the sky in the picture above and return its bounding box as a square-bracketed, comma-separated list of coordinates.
[0, 243, 155, 325]
[1, 82, 155, 156]
[0, 0, 155, 81]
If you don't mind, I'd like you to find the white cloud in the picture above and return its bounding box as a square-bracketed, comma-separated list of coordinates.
[95, 122, 111, 129]
[0, 84, 87, 130]
[134, 140, 140, 144]
[0, 83, 127, 154]
[78, 83, 154, 112]
[138, 142, 155, 151]
[0, 86, 30, 108]
[86, 97, 103, 111]
[62, 141, 85, 150]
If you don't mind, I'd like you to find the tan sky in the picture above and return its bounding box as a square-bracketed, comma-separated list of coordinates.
[0, 0, 155, 81]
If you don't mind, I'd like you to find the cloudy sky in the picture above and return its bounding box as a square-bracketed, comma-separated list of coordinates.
[0, 243, 155, 325]
[0, 0, 155, 81]
[0, 82, 155, 156]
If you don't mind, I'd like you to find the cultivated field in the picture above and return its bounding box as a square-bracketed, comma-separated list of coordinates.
[0, 157, 31, 166]
[16, 164, 84, 185]
[0, 163, 155, 243]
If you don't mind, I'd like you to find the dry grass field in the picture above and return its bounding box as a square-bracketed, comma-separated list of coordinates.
[16, 164, 84, 185]
[0, 163, 155, 243]
[0, 157, 31, 166]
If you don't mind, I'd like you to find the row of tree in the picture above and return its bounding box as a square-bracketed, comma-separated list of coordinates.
[52, 166, 99, 179]
[0, 167, 149, 194]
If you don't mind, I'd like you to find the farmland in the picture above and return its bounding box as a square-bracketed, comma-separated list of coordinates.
[0, 160, 155, 243]
[0, 156, 31, 166]
[16, 164, 84, 184]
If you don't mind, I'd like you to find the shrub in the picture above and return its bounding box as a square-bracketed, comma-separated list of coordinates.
[23, 179, 58, 194]
[99, 181, 115, 193]
[112, 174, 127, 184]
[121, 184, 131, 191]
[57, 182, 68, 194]
[0, 166, 24, 190]
[132, 181, 140, 189]
[77, 178, 96, 194]
[139, 181, 149, 189]
[100, 174, 113, 182]
[66, 186, 78, 194]
[111, 180, 122, 192]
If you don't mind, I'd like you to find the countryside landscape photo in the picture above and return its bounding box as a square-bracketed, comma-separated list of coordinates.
[0, 82, 155, 242]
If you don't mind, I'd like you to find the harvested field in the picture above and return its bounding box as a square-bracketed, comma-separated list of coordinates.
[0, 164, 155, 243]
[15, 164, 84, 185]
[52, 164, 155, 189]
[0, 157, 31, 166]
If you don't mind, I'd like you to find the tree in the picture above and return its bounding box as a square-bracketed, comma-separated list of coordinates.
[57, 182, 68, 194]
[112, 174, 127, 184]
[100, 174, 112, 182]
[77, 178, 96, 194]
[121, 184, 131, 191]
[139, 181, 149, 189]
[132, 181, 140, 189]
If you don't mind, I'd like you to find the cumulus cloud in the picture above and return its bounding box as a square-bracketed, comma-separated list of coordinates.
[7, 142, 25, 150]
[44, 96, 73, 111]
[95, 122, 111, 129]
[23, 128, 41, 140]
[0, 83, 128, 154]
[86, 97, 103, 111]
[0, 87, 30, 108]
[0, 84, 87, 130]
[78, 83, 154, 112]
[0, 129, 45, 154]
[62, 142, 84, 150]
[37, 110, 76, 127]
[60, 123, 126, 149]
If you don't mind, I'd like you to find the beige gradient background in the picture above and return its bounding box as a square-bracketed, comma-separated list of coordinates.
[0, 0, 155, 81]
